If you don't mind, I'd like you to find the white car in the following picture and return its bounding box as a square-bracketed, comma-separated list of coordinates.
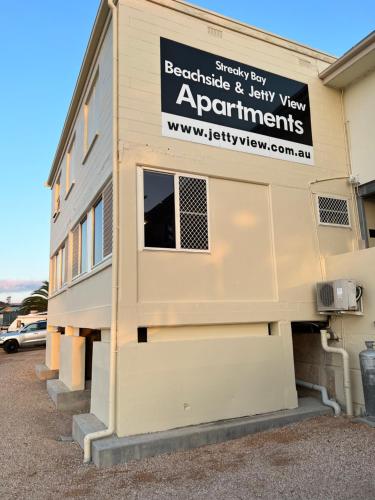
[0, 320, 47, 353]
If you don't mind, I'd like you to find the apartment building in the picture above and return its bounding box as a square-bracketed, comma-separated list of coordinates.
[39, 0, 375, 465]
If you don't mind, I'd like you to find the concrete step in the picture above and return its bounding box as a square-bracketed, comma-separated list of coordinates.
[73, 397, 332, 467]
[47, 379, 91, 412]
[35, 363, 58, 381]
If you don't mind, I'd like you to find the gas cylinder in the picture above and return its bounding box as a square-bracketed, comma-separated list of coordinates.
[359, 341, 375, 419]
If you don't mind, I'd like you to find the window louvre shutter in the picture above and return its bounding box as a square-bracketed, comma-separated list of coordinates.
[179, 176, 209, 250]
[65, 238, 69, 283]
[50, 257, 55, 293]
[72, 226, 80, 277]
[103, 181, 113, 257]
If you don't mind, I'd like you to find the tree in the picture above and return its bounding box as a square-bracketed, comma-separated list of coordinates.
[20, 281, 49, 314]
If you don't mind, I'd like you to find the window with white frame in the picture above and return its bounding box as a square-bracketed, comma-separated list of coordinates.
[71, 180, 112, 279]
[84, 71, 99, 154]
[142, 169, 209, 251]
[66, 135, 76, 194]
[72, 225, 80, 278]
[317, 195, 350, 227]
[50, 242, 67, 292]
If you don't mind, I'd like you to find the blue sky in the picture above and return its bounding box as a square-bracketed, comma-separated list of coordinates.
[0, 0, 374, 302]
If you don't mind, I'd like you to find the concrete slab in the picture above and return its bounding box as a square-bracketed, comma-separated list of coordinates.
[47, 379, 91, 412]
[73, 397, 332, 467]
[35, 363, 58, 381]
[354, 416, 375, 428]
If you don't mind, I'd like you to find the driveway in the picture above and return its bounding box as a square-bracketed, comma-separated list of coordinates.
[1, 348, 375, 499]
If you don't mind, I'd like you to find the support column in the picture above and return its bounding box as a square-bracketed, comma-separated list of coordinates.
[46, 330, 61, 370]
[91, 329, 111, 426]
[275, 320, 299, 409]
[35, 326, 60, 381]
[59, 335, 86, 391]
[46, 325, 91, 411]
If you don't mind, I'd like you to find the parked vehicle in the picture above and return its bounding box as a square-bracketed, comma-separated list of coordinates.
[0, 320, 47, 353]
[7, 312, 47, 332]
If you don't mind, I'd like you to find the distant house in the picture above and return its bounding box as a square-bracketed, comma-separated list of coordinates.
[0, 303, 22, 330]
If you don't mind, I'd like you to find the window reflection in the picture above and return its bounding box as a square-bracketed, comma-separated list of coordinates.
[144, 171, 176, 248]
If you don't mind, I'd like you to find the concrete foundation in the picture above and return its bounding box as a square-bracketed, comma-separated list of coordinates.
[73, 397, 332, 467]
[47, 379, 91, 412]
[354, 416, 375, 428]
[35, 363, 59, 381]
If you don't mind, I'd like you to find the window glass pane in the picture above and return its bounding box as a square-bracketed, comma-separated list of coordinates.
[144, 171, 175, 248]
[94, 199, 103, 265]
[61, 246, 66, 284]
[80, 219, 88, 273]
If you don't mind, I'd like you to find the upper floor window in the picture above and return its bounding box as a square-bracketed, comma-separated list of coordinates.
[53, 174, 61, 219]
[142, 169, 209, 251]
[69, 180, 112, 281]
[93, 198, 103, 266]
[66, 135, 76, 195]
[50, 241, 67, 293]
[80, 217, 88, 274]
[84, 71, 99, 155]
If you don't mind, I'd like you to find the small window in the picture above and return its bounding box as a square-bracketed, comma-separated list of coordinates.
[103, 181, 113, 257]
[56, 251, 61, 289]
[317, 195, 350, 227]
[61, 244, 66, 285]
[93, 199, 103, 266]
[53, 174, 61, 217]
[84, 72, 99, 154]
[80, 218, 88, 273]
[142, 170, 209, 251]
[72, 226, 80, 278]
[66, 136, 76, 194]
[50, 256, 56, 292]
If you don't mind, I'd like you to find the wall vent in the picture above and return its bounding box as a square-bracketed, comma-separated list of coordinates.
[208, 26, 222, 38]
[317, 195, 350, 227]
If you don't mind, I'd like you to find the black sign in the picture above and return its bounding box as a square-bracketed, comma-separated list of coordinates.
[160, 38, 314, 165]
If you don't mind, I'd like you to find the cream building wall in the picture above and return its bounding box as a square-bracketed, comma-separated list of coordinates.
[112, 0, 360, 436]
[294, 49, 375, 415]
[48, 19, 113, 330]
[294, 248, 375, 415]
[344, 69, 375, 186]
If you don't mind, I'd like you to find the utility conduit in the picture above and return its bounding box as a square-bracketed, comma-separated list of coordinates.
[296, 379, 341, 416]
[84, 0, 119, 463]
[320, 329, 353, 417]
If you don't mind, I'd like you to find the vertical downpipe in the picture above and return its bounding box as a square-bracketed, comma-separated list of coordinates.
[83, 0, 119, 463]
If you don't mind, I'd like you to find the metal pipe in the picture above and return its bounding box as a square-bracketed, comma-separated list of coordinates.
[84, 0, 119, 463]
[296, 379, 341, 416]
[320, 330, 353, 417]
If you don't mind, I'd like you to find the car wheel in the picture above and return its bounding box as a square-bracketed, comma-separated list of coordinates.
[4, 340, 19, 354]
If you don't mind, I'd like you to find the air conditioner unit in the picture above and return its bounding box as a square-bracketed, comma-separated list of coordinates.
[316, 279, 358, 312]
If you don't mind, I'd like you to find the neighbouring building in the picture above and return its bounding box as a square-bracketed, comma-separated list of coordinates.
[39, 0, 375, 465]
[0, 302, 21, 331]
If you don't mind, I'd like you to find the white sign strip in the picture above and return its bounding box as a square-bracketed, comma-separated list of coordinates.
[162, 113, 314, 166]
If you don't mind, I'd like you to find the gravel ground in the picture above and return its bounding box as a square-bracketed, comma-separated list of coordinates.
[1, 349, 375, 500]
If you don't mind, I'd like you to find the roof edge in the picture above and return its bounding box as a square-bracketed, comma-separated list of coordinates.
[47, 0, 337, 186]
[47, 0, 112, 186]
[149, 0, 337, 61]
[319, 30, 375, 82]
